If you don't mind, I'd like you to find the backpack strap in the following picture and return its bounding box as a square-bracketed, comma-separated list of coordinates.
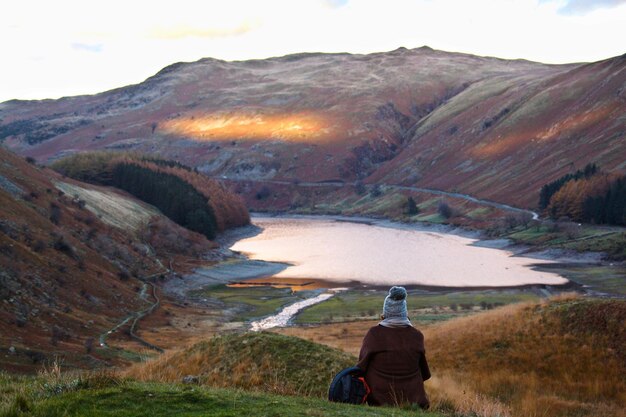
[357, 376, 371, 404]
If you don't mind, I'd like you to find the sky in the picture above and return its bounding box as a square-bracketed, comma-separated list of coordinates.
[1, 0, 625, 103]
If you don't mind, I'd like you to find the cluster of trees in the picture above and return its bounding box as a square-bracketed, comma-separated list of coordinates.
[112, 163, 218, 239]
[539, 163, 598, 210]
[52, 152, 250, 237]
[146, 159, 250, 231]
[548, 174, 626, 225]
[540, 163, 625, 226]
[581, 176, 626, 225]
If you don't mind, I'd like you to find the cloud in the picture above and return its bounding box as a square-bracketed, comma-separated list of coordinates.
[326, 0, 349, 7]
[148, 22, 257, 40]
[71, 42, 103, 53]
[550, 0, 626, 15]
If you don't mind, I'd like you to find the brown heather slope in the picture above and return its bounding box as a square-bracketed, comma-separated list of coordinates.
[1, 47, 624, 210]
[0, 147, 233, 371]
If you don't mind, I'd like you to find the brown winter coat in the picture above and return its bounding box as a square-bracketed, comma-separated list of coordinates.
[357, 325, 431, 408]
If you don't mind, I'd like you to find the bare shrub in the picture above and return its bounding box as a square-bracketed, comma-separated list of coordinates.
[49, 202, 62, 225]
[438, 201, 454, 219]
[561, 221, 582, 239]
[84, 338, 94, 354]
[33, 239, 48, 253]
[50, 325, 71, 346]
[255, 186, 271, 200]
[354, 181, 367, 195]
[369, 184, 382, 198]
[503, 214, 519, 230]
[544, 220, 560, 233]
[53, 236, 77, 259]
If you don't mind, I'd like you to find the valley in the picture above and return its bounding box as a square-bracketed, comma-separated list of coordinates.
[1, 46, 625, 417]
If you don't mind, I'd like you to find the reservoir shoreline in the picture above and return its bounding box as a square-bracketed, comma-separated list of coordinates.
[167, 213, 607, 299]
[230, 214, 571, 288]
[163, 214, 624, 333]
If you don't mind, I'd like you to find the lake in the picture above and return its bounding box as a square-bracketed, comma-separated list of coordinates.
[230, 216, 568, 288]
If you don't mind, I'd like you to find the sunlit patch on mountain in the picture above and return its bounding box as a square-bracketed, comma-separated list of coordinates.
[162, 112, 335, 142]
[471, 104, 620, 158]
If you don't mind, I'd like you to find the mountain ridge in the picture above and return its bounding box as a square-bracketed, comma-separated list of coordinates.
[1, 47, 624, 209]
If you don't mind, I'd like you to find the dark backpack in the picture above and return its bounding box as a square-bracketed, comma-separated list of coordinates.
[328, 366, 371, 404]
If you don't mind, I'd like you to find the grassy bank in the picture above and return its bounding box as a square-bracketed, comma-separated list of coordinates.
[535, 263, 626, 295]
[0, 377, 438, 417]
[191, 284, 307, 321]
[504, 223, 626, 261]
[295, 289, 540, 324]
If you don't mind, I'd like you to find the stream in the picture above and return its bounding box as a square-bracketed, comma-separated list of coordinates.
[250, 291, 340, 331]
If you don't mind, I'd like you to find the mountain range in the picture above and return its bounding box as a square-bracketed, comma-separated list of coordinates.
[1, 46, 625, 208]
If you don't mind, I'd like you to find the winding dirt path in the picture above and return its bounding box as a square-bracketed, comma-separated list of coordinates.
[99, 253, 169, 352]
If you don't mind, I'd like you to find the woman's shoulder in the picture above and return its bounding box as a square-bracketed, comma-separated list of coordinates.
[410, 327, 425, 339]
[369, 324, 423, 336]
[366, 324, 384, 334]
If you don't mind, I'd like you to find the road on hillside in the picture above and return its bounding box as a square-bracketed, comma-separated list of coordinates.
[214, 177, 540, 220]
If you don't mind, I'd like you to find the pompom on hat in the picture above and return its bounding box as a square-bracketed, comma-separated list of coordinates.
[383, 286, 408, 319]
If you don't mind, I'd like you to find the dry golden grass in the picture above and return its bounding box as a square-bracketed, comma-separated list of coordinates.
[427, 373, 512, 417]
[275, 295, 626, 417]
[275, 320, 378, 356]
[426, 295, 626, 417]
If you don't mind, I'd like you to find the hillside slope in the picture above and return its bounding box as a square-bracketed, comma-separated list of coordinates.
[1, 298, 623, 416]
[0, 147, 244, 371]
[276, 296, 626, 417]
[1, 47, 624, 209]
[425, 297, 626, 417]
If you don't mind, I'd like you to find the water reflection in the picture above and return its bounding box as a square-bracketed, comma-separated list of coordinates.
[230, 217, 568, 287]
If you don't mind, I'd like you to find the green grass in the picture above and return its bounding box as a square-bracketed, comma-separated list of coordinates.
[415, 213, 446, 223]
[506, 227, 551, 241]
[466, 207, 491, 219]
[560, 232, 626, 260]
[537, 264, 626, 295]
[506, 226, 626, 261]
[295, 290, 540, 324]
[193, 285, 306, 321]
[0, 375, 441, 417]
[33, 383, 439, 416]
[362, 193, 406, 215]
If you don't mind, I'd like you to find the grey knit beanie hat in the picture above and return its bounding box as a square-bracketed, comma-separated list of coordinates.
[383, 286, 408, 319]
